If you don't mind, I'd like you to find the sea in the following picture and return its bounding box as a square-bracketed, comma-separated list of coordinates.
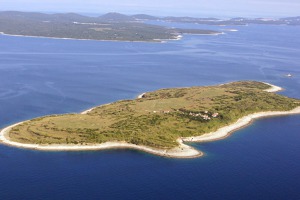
[0, 21, 300, 200]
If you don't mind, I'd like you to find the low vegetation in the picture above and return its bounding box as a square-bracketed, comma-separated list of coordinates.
[8, 81, 300, 149]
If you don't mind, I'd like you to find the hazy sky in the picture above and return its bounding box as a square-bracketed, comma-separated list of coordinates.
[0, 0, 299, 17]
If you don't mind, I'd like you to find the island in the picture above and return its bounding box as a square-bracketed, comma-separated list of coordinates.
[0, 11, 221, 42]
[1, 11, 299, 43]
[134, 15, 300, 26]
[1, 81, 300, 158]
[1, 11, 299, 42]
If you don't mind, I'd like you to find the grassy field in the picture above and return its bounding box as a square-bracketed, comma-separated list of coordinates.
[8, 81, 300, 149]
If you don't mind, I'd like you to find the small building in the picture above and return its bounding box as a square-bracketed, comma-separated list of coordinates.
[212, 113, 219, 118]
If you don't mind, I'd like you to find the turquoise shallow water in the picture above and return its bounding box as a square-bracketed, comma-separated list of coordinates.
[0, 23, 300, 199]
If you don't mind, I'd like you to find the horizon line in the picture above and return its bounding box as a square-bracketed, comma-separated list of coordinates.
[0, 10, 299, 19]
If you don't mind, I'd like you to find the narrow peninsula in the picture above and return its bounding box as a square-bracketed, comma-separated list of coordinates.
[1, 81, 300, 158]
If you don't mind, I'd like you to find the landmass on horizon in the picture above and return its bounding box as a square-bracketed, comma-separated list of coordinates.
[1, 81, 300, 158]
[0, 11, 299, 42]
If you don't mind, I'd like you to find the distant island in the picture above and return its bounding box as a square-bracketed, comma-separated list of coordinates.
[158, 16, 300, 26]
[1, 81, 300, 158]
[1, 11, 299, 42]
[0, 11, 221, 42]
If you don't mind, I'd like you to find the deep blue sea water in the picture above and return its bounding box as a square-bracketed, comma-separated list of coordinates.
[0, 23, 300, 200]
